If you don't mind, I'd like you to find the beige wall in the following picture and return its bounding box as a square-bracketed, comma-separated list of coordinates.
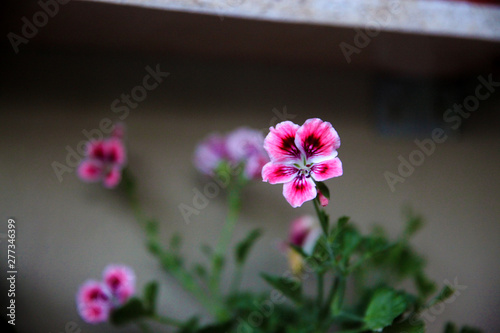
[0, 53, 499, 332]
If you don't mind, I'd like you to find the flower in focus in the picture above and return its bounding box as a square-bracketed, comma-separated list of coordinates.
[262, 118, 343, 208]
[287, 215, 322, 274]
[193, 127, 269, 180]
[77, 124, 127, 188]
[103, 264, 136, 305]
[76, 265, 135, 324]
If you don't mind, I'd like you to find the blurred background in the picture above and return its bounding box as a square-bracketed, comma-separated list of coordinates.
[1, 0, 499, 332]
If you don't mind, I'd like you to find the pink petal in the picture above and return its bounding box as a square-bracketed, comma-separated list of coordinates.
[103, 264, 135, 298]
[263, 121, 302, 163]
[226, 127, 265, 162]
[262, 162, 298, 184]
[295, 118, 340, 163]
[283, 175, 317, 208]
[310, 157, 343, 181]
[77, 301, 111, 324]
[76, 280, 111, 306]
[114, 285, 135, 305]
[302, 227, 322, 255]
[77, 159, 103, 182]
[193, 133, 228, 176]
[103, 167, 122, 188]
[87, 141, 106, 161]
[105, 138, 126, 166]
[289, 215, 316, 247]
[244, 155, 268, 180]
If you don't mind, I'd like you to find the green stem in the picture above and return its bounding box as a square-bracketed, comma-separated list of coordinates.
[332, 276, 346, 316]
[312, 197, 328, 236]
[209, 181, 243, 299]
[121, 169, 224, 318]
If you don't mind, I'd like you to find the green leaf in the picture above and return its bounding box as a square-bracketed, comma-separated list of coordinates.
[260, 273, 302, 304]
[405, 214, 424, 238]
[428, 285, 454, 307]
[193, 263, 207, 278]
[337, 216, 350, 229]
[364, 288, 408, 331]
[110, 298, 148, 325]
[415, 272, 437, 300]
[289, 243, 308, 258]
[235, 229, 262, 265]
[383, 318, 425, 333]
[143, 281, 159, 314]
[316, 181, 330, 199]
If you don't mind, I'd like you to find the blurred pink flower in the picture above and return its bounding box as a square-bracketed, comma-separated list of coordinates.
[103, 264, 136, 305]
[193, 133, 228, 176]
[77, 300, 112, 324]
[76, 265, 136, 324]
[77, 126, 127, 188]
[226, 127, 268, 180]
[194, 127, 269, 180]
[289, 215, 322, 255]
[262, 118, 343, 208]
[287, 215, 322, 273]
[76, 280, 112, 324]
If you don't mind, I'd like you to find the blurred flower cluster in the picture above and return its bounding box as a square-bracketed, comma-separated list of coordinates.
[76, 265, 135, 324]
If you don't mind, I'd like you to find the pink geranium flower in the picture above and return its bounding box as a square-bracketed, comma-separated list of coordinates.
[262, 118, 343, 208]
[77, 125, 126, 188]
[76, 280, 112, 324]
[193, 133, 228, 176]
[103, 264, 136, 305]
[226, 127, 269, 180]
[194, 127, 269, 180]
[76, 265, 136, 324]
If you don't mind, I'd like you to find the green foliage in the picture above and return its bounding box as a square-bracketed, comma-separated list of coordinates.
[260, 273, 303, 304]
[113, 168, 480, 333]
[110, 298, 149, 326]
[143, 281, 159, 314]
[235, 229, 262, 265]
[363, 288, 408, 331]
[110, 281, 160, 326]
